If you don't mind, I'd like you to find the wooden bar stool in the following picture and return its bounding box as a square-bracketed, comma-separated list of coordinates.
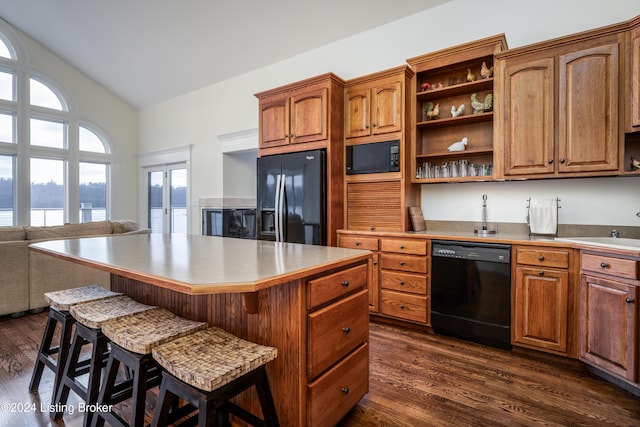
[91, 308, 207, 427]
[151, 327, 279, 427]
[51, 295, 157, 426]
[29, 285, 122, 404]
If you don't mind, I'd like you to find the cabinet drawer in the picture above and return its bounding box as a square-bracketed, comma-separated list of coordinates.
[339, 235, 379, 251]
[308, 290, 368, 379]
[582, 253, 639, 280]
[380, 289, 428, 323]
[308, 343, 368, 427]
[380, 270, 427, 295]
[308, 263, 367, 309]
[380, 238, 427, 255]
[516, 247, 570, 269]
[380, 253, 428, 273]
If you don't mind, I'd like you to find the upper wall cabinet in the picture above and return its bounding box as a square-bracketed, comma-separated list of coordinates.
[495, 23, 627, 179]
[407, 35, 507, 183]
[255, 73, 345, 156]
[345, 78, 403, 139]
[630, 17, 640, 130]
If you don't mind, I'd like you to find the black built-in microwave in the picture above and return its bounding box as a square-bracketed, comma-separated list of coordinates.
[346, 140, 400, 175]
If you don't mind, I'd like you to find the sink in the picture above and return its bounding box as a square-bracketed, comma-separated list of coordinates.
[555, 237, 640, 251]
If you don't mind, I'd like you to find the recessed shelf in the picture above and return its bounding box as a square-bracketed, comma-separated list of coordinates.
[417, 78, 494, 101]
[417, 112, 493, 129]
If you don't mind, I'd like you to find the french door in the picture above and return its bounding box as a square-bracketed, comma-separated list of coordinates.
[146, 164, 188, 234]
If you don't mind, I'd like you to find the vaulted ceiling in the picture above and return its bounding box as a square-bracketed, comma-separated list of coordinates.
[0, 0, 449, 109]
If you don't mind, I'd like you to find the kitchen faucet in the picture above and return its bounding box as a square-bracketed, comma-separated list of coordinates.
[611, 229, 619, 238]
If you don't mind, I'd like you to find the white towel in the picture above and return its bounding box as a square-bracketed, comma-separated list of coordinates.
[529, 199, 557, 235]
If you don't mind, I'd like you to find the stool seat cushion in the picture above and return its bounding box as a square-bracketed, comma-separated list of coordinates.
[101, 308, 207, 354]
[70, 295, 157, 329]
[152, 327, 278, 392]
[44, 285, 122, 311]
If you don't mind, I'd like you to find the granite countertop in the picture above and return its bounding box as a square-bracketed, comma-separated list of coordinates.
[29, 234, 372, 294]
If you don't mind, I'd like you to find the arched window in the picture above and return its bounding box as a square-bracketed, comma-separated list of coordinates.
[0, 27, 113, 226]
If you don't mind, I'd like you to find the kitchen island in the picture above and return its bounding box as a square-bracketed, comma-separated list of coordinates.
[29, 233, 372, 426]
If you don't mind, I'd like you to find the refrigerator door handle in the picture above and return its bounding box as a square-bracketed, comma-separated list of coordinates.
[274, 174, 281, 242]
[277, 173, 286, 242]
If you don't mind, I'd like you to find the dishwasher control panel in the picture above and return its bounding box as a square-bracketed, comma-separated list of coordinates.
[432, 240, 511, 263]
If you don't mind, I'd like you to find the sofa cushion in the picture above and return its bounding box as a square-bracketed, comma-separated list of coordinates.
[0, 226, 26, 241]
[25, 220, 113, 240]
[111, 220, 141, 234]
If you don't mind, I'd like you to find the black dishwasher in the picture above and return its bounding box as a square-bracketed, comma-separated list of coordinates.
[431, 240, 512, 349]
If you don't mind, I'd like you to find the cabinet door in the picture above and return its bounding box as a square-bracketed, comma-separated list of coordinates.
[259, 94, 290, 148]
[290, 87, 328, 145]
[580, 275, 638, 381]
[345, 181, 402, 231]
[371, 81, 402, 135]
[631, 32, 640, 128]
[370, 253, 380, 312]
[502, 57, 555, 175]
[558, 44, 619, 173]
[513, 267, 569, 353]
[345, 87, 371, 138]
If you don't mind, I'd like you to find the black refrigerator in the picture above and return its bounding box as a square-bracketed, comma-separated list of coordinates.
[256, 149, 326, 245]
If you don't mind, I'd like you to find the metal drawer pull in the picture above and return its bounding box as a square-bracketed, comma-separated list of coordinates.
[400, 245, 405, 249]
[626, 298, 635, 304]
[341, 280, 349, 287]
[399, 280, 405, 286]
[538, 271, 544, 276]
[538, 255, 545, 261]
[399, 304, 405, 309]
[399, 261, 405, 266]
[342, 327, 350, 333]
[341, 387, 350, 395]
[355, 241, 361, 246]
[600, 262, 610, 269]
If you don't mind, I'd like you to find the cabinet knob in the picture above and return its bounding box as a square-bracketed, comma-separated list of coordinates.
[538, 255, 545, 261]
[399, 280, 405, 286]
[600, 262, 610, 269]
[370, 226, 375, 231]
[355, 241, 361, 246]
[342, 326, 350, 333]
[341, 280, 349, 287]
[365, 124, 369, 129]
[373, 261, 378, 266]
[559, 158, 565, 164]
[547, 159, 553, 164]
[538, 271, 545, 276]
[400, 245, 405, 249]
[399, 261, 405, 266]
[372, 123, 377, 127]
[341, 387, 350, 395]
[399, 304, 406, 309]
[626, 298, 635, 304]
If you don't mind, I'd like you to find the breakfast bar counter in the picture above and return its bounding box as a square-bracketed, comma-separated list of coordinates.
[30, 234, 373, 426]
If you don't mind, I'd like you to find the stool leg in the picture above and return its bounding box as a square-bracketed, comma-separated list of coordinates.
[255, 367, 280, 427]
[51, 331, 84, 419]
[150, 376, 173, 427]
[29, 310, 58, 392]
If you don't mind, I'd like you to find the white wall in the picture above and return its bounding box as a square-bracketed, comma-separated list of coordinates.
[3, 21, 139, 221]
[138, 0, 640, 233]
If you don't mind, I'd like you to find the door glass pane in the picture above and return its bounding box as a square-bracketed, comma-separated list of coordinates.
[31, 158, 64, 226]
[169, 168, 187, 234]
[148, 170, 163, 233]
[0, 71, 14, 101]
[30, 118, 65, 148]
[0, 112, 14, 143]
[0, 155, 13, 225]
[30, 78, 63, 110]
[79, 162, 107, 223]
[79, 126, 106, 153]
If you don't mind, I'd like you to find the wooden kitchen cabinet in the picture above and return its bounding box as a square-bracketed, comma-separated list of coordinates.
[255, 73, 344, 155]
[512, 246, 576, 356]
[496, 26, 625, 178]
[345, 75, 403, 139]
[408, 35, 507, 183]
[630, 17, 640, 130]
[345, 180, 404, 232]
[579, 251, 639, 384]
[337, 234, 380, 312]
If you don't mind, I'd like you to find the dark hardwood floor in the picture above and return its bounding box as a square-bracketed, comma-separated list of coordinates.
[1, 310, 639, 426]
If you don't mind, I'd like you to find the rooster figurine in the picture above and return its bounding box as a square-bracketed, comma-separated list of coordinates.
[424, 102, 440, 120]
[451, 104, 465, 118]
[470, 93, 493, 114]
[466, 68, 476, 82]
[480, 61, 494, 79]
[631, 156, 640, 171]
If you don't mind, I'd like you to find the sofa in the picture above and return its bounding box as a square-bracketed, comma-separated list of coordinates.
[0, 220, 150, 317]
